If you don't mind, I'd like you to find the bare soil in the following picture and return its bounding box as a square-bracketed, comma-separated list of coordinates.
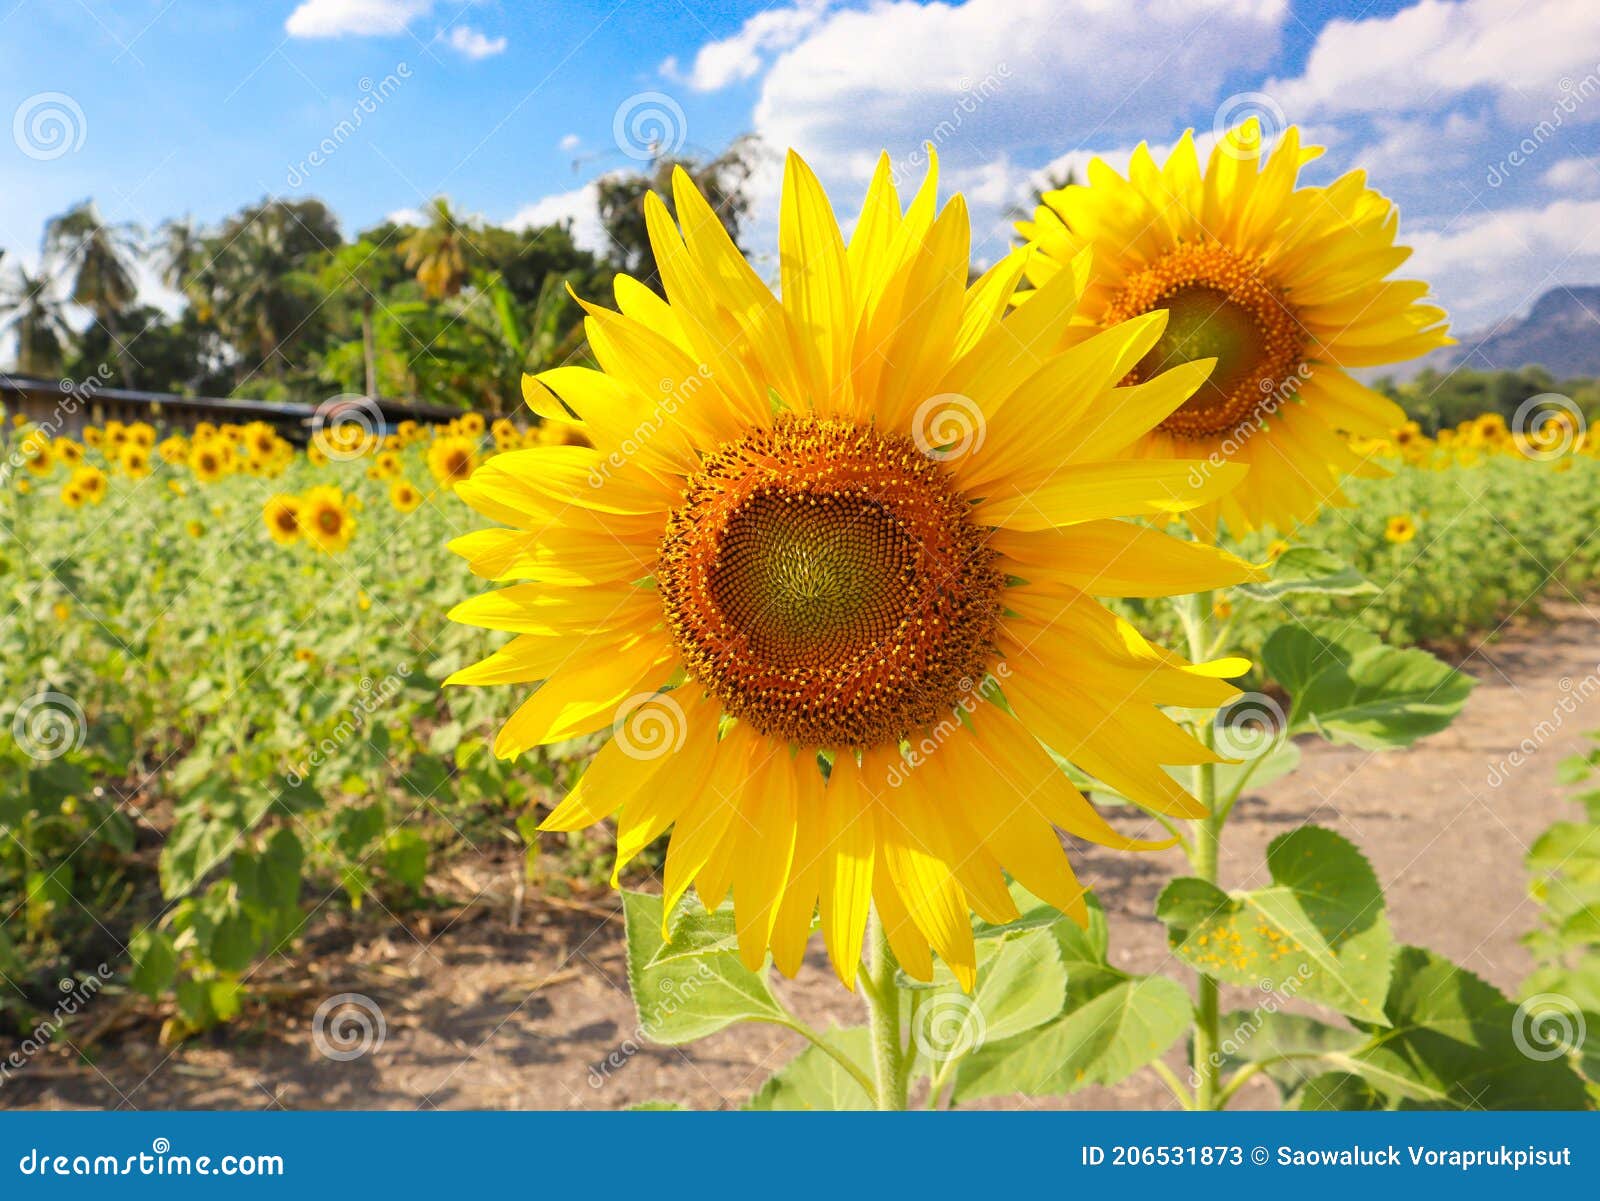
[9, 603, 1598, 1111]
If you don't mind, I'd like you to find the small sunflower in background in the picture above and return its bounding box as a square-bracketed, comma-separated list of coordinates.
[427, 434, 480, 489]
[21, 432, 54, 476]
[185, 519, 205, 539]
[119, 444, 153, 479]
[1016, 119, 1451, 537]
[1384, 513, 1418, 544]
[262, 493, 303, 545]
[299, 485, 355, 553]
[55, 438, 85, 468]
[189, 442, 229, 483]
[71, 465, 107, 505]
[60, 480, 87, 509]
[445, 150, 1261, 989]
[389, 479, 423, 513]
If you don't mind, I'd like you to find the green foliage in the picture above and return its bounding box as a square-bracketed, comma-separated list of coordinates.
[1261, 623, 1475, 749]
[1158, 827, 1394, 1023]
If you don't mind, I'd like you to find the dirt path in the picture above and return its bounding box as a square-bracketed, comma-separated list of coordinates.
[10, 603, 1599, 1111]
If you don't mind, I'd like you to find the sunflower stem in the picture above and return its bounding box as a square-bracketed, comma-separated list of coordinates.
[1185, 589, 1225, 1112]
[864, 909, 909, 1110]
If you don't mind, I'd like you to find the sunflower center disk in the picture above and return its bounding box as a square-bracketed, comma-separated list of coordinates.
[658, 417, 1002, 749]
[1107, 243, 1307, 439]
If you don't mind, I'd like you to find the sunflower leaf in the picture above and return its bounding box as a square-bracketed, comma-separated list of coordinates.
[1334, 947, 1590, 1109]
[1156, 825, 1394, 1024]
[621, 891, 787, 1045]
[1234, 546, 1378, 602]
[1260, 624, 1474, 749]
[746, 1027, 874, 1110]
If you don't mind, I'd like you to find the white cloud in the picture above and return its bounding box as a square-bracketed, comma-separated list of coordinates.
[1358, 110, 1490, 182]
[751, 0, 1287, 183]
[506, 183, 610, 254]
[443, 25, 507, 60]
[661, 0, 833, 92]
[559, 133, 582, 153]
[385, 206, 426, 227]
[285, 0, 433, 38]
[1409, 197, 1600, 328]
[1270, 0, 1600, 122]
[1543, 155, 1600, 194]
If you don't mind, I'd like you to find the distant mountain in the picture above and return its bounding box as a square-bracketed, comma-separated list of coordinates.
[1383, 286, 1600, 382]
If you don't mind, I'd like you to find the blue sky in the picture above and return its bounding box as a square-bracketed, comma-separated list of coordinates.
[3, 0, 1599, 332]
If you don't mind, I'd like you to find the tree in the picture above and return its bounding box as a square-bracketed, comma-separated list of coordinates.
[398, 198, 474, 300]
[317, 239, 409, 398]
[596, 135, 762, 291]
[43, 201, 141, 384]
[0, 260, 72, 377]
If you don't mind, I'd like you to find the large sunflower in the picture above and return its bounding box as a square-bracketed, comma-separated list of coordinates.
[1016, 120, 1451, 536]
[447, 151, 1262, 989]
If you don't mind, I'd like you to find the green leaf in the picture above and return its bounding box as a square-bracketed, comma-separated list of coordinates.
[1261, 624, 1475, 749]
[384, 828, 429, 892]
[129, 929, 178, 999]
[1216, 1010, 1367, 1099]
[621, 891, 787, 1045]
[953, 973, 1190, 1100]
[1346, 946, 1589, 1109]
[912, 929, 1068, 1067]
[1294, 1072, 1390, 1110]
[1156, 826, 1394, 1023]
[1235, 546, 1378, 602]
[746, 1028, 874, 1110]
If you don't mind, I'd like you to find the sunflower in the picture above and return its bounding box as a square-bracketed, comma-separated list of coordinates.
[119, 444, 153, 479]
[427, 435, 480, 488]
[445, 151, 1261, 989]
[1384, 514, 1417, 544]
[188, 441, 229, 483]
[389, 479, 423, 512]
[60, 481, 86, 509]
[71, 465, 107, 504]
[185, 519, 205, 538]
[1016, 120, 1451, 536]
[20, 433, 54, 476]
[262, 494, 303, 545]
[55, 439, 85, 468]
[299, 485, 355, 553]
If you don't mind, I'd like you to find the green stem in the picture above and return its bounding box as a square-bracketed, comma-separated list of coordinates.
[1185, 590, 1225, 1112]
[863, 909, 909, 1110]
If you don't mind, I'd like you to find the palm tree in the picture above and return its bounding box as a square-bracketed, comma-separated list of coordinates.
[0, 261, 72, 377]
[399, 198, 473, 300]
[44, 201, 141, 384]
[318, 239, 402, 399]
